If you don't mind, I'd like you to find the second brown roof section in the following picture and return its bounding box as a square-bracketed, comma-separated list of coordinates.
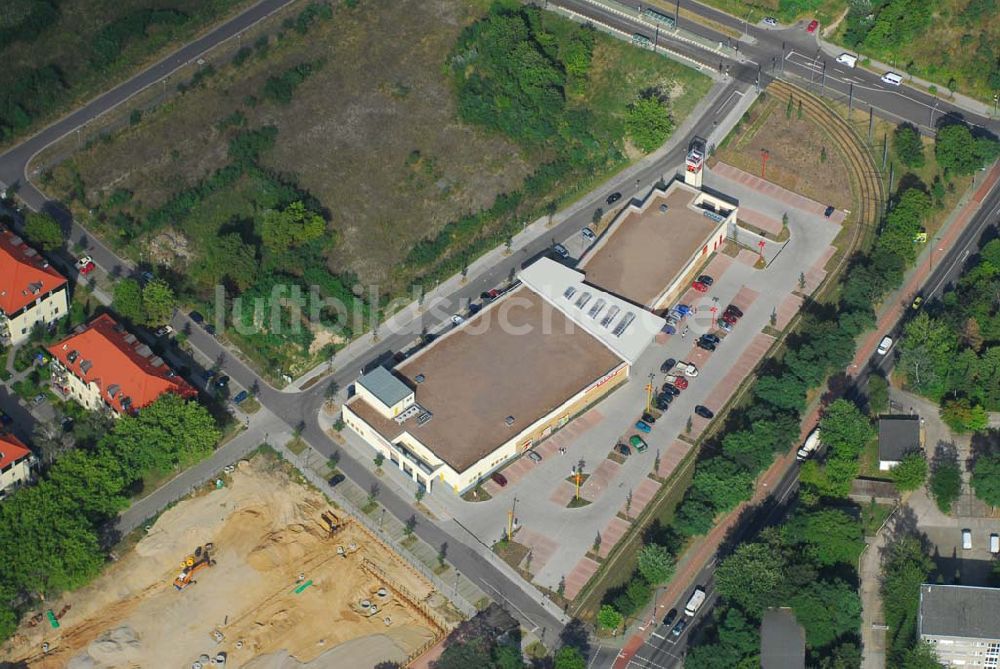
[579, 181, 725, 308]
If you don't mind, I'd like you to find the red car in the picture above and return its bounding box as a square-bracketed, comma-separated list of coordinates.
[674, 377, 689, 390]
[691, 281, 709, 293]
[76, 256, 96, 275]
[806, 19, 819, 33]
[722, 312, 739, 325]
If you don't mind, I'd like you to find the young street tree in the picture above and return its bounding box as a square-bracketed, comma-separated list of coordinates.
[23, 212, 65, 251]
[891, 452, 928, 492]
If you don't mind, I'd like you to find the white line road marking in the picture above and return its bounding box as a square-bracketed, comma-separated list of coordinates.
[651, 631, 666, 639]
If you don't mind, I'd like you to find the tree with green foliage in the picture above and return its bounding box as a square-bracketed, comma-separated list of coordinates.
[23, 212, 64, 251]
[673, 497, 716, 537]
[625, 92, 674, 152]
[867, 374, 890, 416]
[882, 535, 934, 664]
[902, 641, 947, 668]
[196, 233, 258, 291]
[435, 636, 493, 669]
[109, 393, 219, 477]
[821, 400, 874, 459]
[690, 456, 755, 513]
[261, 200, 325, 255]
[715, 542, 783, 616]
[636, 543, 674, 585]
[892, 452, 928, 492]
[141, 278, 175, 326]
[972, 454, 1000, 507]
[597, 604, 623, 631]
[491, 644, 524, 669]
[112, 278, 145, 324]
[936, 122, 1000, 175]
[753, 374, 806, 413]
[876, 187, 931, 264]
[553, 645, 587, 669]
[897, 312, 956, 400]
[784, 508, 864, 567]
[941, 398, 989, 433]
[789, 579, 862, 650]
[893, 123, 925, 168]
[685, 606, 761, 669]
[929, 461, 962, 513]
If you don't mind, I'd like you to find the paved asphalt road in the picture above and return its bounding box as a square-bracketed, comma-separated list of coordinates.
[555, 0, 997, 136]
[2, 0, 997, 654]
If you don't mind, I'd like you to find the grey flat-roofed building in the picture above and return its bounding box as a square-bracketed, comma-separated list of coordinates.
[878, 414, 921, 471]
[357, 366, 413, 409]
[920, 584, 1000, 667]
[761, 608, 806, 669]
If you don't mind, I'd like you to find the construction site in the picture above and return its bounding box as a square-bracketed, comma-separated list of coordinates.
[2, 456, 449, 668]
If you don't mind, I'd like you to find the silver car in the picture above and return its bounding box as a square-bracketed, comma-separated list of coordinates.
[763, 16, 778, 26]
[527, 451, 543, 463]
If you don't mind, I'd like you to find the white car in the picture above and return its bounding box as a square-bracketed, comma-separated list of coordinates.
[881, 72, 903, 86]
[682, 362, 699, 377]
[450, 314, 465, 326]
[836, 53, 858, 68]
[762, 16, 778, 26]
[581, 228, 596, 242]
[876, 336, 893, 355]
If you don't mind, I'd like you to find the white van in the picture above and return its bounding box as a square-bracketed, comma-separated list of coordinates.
[881, 72, 903, 86]
[962, 529, 972, 550]
[877, 336, 894, 355]
[990, 533, 999, 554]
[836, 53, 858, 68]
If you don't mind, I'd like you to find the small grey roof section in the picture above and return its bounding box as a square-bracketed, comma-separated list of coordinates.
[878, 415, 920, 462]
[761, 609, 805, 669]
[357, 366, 412, 408]
[920, 584, 1000, 640]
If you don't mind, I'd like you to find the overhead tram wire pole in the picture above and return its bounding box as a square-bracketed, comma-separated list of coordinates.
[821, 60, 827, 94]
[675, 0, 680, 28]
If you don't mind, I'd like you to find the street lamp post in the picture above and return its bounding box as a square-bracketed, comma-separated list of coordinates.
[743, 9, 752, 39]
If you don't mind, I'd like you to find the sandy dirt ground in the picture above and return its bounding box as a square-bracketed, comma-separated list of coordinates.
[2, 457, 444, 668]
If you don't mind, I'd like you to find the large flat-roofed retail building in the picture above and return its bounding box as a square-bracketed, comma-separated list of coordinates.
[579, 178, 735, 310]
[343, 259, 665, 492]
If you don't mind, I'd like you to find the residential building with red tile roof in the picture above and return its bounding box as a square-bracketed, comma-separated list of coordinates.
[0, 226, 68, 345]
[0, 433, 36, 499]
[49, 313, 196, 416]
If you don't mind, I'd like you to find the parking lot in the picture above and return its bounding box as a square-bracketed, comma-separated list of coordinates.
[339, 164, 843, 595]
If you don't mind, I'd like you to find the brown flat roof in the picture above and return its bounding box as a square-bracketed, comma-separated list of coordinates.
[352, 287, 623, 474]
[580, 184, 722, 307]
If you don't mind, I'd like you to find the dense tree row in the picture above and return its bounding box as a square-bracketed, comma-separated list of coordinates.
[0, 395, 220, 641]
[897, 238, 1000, 432]
[686, 506, 865, 668]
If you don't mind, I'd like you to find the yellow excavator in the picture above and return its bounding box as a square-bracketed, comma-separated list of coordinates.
[173, 543, 216, 591]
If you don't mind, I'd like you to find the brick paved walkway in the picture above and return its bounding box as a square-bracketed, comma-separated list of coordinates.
[563, 556, 600, 600]
[713, 162, 848, 224]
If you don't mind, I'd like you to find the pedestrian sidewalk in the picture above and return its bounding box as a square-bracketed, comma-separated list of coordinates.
[815, 39, 993, 119]
[850, 159, 1000, 369]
